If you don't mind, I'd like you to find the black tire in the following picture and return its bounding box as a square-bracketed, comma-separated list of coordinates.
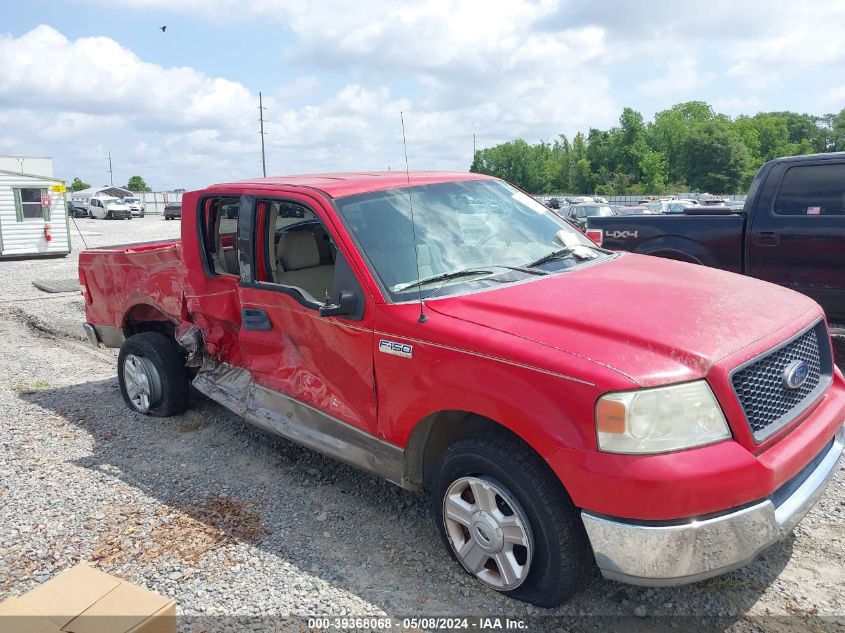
[431, 432, 592, 607]
[118, 332, 189, 417]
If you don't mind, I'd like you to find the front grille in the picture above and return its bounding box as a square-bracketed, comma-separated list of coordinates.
[731, 321, 833, 442]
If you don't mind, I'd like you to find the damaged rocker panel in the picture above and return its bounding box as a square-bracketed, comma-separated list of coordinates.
[192, 363, 412, 489]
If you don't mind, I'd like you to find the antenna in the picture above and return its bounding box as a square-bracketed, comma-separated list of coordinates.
[259, 92, 267, 177]
[401, 111, 427, 324]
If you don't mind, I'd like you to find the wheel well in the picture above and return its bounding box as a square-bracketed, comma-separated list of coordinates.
[644, 249, 702, 265]
[122, 304, 176, 338]
[405, 411, 536, 489]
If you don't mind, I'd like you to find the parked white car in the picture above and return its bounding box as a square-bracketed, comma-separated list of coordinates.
[88, 196, 132, 220]
[123, 196, 145, 217]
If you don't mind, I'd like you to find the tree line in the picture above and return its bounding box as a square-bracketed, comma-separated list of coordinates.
[69, 175, 152, 192]
[470, 101, 845, 195]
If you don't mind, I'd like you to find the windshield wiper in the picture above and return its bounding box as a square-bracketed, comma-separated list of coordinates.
[525, 243, 607, 269]
[491, 265, 549, 276]
[393, 268, 494, 292]
[524, 247, 582, 268]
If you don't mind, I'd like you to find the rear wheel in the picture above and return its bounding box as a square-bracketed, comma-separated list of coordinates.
[118, 332, 189, 417]
[432, 432, 591, 607]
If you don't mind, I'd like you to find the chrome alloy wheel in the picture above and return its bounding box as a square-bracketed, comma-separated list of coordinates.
[443, 476, 534, 590]
[123, 353, 163, 413]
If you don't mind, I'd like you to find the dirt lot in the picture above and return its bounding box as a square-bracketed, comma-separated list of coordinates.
[0, 216, 843, 632]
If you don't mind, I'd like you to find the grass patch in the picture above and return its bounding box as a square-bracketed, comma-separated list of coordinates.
[90, 495, 270, 569]
[13, 380, 50, 395]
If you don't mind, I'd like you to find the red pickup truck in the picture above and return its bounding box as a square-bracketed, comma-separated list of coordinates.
[79, 172, 845, 607]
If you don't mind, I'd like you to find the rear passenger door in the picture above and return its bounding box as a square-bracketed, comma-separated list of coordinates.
[234, 192, 379, 436]
[748, 160, 845, 322]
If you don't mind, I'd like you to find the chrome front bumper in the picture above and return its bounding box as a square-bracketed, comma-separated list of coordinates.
[582, 423, 845, 586]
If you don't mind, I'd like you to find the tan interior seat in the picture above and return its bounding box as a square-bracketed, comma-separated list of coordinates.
[211, 212, 229, 275]
[276, 231, 334, 301]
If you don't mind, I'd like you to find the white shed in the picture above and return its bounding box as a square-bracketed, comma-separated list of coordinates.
[0, 165, 71, 259]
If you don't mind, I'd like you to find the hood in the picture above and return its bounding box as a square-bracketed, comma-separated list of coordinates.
[427, 253, 820, 386]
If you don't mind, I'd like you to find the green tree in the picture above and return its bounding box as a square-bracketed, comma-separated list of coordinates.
[681, 121, 751, 193]
[469, 101, 837, 194]
[70, 177, 90, 192]
[126, 175, 152, 192]
[639, 150, 668, 194]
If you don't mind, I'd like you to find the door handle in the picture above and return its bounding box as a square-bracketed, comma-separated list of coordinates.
[241, 308, 271, 331]
[756, 231, 780, 246]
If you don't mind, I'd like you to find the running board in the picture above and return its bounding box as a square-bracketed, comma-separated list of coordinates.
[192, 363, 414, 489]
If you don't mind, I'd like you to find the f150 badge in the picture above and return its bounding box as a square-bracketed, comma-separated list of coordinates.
[379, 339, 413, 359]
[606, 230, 638, 240]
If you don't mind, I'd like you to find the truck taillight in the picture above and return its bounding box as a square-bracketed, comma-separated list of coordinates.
[586, 228, 603, 246]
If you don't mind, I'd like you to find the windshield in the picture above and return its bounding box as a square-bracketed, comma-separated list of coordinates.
[579, 205, 613, 217]
[101, 198, 121, 205]
[124, 197, 139, 203]
[335, 179, 604, 301]
[667, 202, 692, 213]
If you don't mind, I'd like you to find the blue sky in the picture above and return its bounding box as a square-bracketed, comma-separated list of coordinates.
[1, 0, 843, 190]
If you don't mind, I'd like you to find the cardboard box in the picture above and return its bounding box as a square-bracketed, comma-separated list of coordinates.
[0, 565, 175, 633]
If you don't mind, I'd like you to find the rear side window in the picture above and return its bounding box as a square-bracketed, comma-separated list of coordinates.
[774, 163, 845, 216]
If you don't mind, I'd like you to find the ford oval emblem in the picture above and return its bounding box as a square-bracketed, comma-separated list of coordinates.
[783, 360, 810, 390]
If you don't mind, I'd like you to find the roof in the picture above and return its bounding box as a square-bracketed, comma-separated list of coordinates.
[71, 186, 134, 198]
[0, 169, 62, 183]
[770, 151, 845, 164]
[208, 171, 495, 199]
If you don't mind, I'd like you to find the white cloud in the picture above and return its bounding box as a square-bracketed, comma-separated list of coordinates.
[637, 57, 704, 98]
[0, 15, 621, 188]
[6, 0, 843, 190]
[0, 25, 255, 131]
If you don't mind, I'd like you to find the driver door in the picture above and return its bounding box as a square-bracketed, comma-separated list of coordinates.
[234, 191, 379, 436]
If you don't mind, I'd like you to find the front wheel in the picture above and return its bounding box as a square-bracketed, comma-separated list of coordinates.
[118, 332, 189, 417]
[431, 432, 591, 607]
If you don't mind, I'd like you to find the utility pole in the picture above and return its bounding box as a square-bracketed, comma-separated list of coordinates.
[107, 151, 113, 186]
[473, 133, 477, 165]
[259, 92, 267, 177]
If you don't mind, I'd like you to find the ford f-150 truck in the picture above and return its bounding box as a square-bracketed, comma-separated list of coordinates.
[79, 172, 845, 607]
[585, 152, 845, 324]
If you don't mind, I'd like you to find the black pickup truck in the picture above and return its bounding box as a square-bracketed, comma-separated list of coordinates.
[586, 152, 845, 325]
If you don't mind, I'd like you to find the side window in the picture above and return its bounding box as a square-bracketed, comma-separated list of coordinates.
[261, 200, 337, 303]
[774, 163, 845, 216]
[202, 197, 241, 276]
[15, 188, 48, 221]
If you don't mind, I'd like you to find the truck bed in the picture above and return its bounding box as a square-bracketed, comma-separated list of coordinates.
[587, 212, 747, 273]
[78, 239, 186, 331]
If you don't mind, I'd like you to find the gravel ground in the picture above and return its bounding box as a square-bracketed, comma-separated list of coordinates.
[0, 216, 843, 632]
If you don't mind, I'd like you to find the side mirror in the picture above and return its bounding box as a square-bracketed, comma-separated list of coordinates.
[319, 290, 356, 318]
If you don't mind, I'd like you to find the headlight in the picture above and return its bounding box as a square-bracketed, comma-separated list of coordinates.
[595, 380, 730, 454]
